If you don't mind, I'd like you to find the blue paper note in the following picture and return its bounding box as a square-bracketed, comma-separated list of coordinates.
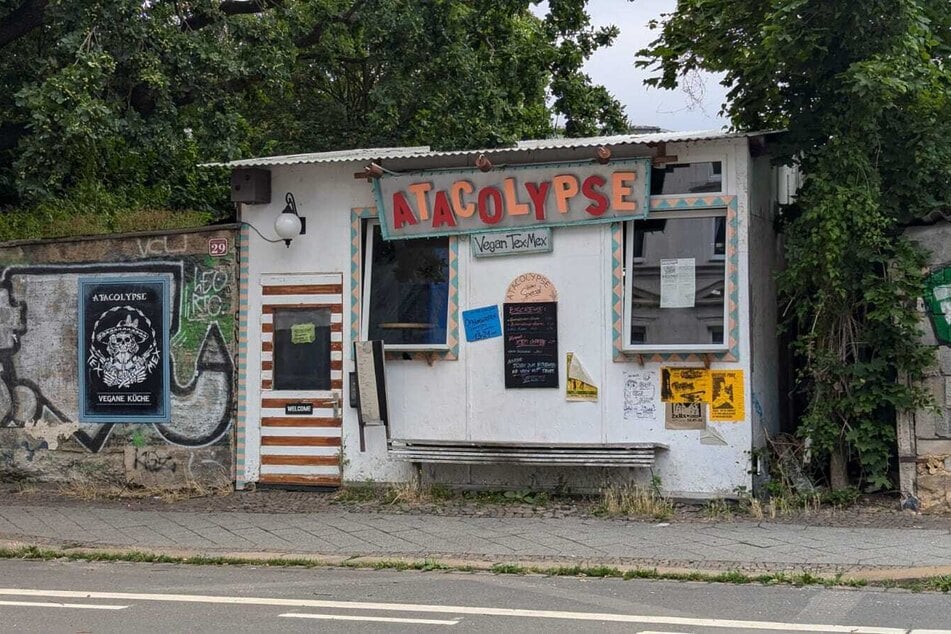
[463, 305, 502, 342]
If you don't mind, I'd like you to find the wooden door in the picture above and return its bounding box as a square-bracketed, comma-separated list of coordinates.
[258, 273, 343, 487]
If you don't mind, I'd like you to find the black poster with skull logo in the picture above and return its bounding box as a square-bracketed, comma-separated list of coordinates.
[78, 276, 170, 423]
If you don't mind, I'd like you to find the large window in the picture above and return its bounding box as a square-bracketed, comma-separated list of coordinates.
[624, 211, 728, 351]
[651, 161, 723, 195]
[362, 222, 450, 349]
[273, 307, 331, 391]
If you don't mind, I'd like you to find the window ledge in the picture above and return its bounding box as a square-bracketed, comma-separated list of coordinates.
[621, 345, 729, 355]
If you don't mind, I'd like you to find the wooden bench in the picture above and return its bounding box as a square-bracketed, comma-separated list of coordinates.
[387, 440, 667, 468]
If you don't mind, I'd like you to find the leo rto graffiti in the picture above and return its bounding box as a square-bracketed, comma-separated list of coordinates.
[79, 276, 170, 422]
[0, 227, 238, 489]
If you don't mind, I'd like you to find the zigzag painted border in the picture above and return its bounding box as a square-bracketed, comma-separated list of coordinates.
[236, 226, 249, 489]
[612, 195, 740, 363]
[350, 207, 459, 361]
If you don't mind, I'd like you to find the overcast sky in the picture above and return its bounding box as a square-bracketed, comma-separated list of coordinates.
[559, 0, 731, 132]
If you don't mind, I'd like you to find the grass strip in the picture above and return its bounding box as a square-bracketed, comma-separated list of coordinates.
[2, 545, 950, 592]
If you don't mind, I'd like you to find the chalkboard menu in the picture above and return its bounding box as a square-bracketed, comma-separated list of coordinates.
[503, 302, 558, 388]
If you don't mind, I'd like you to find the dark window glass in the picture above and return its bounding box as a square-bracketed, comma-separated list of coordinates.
[628, 216, 726, 346]
[709, 326, 724, 344]
[367, 225, 449, 346]
[651, 162, 723, 195]
[631, 325, 647, 344]
[713, 217, 726, 257]
[273, 308, 331, 391]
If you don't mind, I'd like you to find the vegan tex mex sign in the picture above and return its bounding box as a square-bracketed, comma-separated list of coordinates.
[373, 158, 650, 239]
[78, 276, 171, 423]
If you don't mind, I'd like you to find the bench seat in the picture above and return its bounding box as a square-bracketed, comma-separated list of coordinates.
[387, 439, 667, 468]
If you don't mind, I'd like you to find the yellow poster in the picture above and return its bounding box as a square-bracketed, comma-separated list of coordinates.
[710, 370, 744, 422]
[660, 367, 712, 403]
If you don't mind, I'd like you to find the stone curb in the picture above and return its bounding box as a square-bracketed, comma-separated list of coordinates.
[4, 537, 951, 583]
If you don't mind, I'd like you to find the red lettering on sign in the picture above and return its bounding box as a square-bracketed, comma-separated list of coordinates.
[431, 191, 457, 228]
[392, 192, 418, 229]
[525, 182, 550, 221]
[478, 187, 504, 225]
[582, 175, 608, 216]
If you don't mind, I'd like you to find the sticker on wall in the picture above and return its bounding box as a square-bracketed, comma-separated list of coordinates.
[505, 272, 558, 303]
[661, 367, 712, 403]
[290, 322, 316, 344]
[623, 371, 656, 421]
[710, 370, 745, 422]
[566, 352, 598, 401]
[463, 305, 502, 342]
[660, 258, 696, 308]
[665, 402, 706, 430]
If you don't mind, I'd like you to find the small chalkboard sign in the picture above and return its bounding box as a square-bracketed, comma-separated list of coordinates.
[503, 302, 558, 388]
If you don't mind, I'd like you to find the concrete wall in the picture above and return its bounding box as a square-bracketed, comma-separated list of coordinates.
[0, 227, 238, 490]
[240, 138, 775, 497]
[747, 155, 784, 488]
[903, 221, 951, 512]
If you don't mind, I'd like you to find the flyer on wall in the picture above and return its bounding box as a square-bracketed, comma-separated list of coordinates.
[78, 276, 171, 423]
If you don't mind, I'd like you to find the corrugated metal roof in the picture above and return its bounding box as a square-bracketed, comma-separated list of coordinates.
[209, 129, 772, 169]
[206, 146, 432, 168]
[514, 129, 757, 150]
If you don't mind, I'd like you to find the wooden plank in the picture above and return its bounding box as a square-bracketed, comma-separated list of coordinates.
[261, 436, 341, 447]
[262, 303, 343, 314]
[263, 285, 343, 296]
[262, 417, 341, 427]
[261, 398, 334, 409]
[258, 474, 341, 487]
[261, 455, 340, 466]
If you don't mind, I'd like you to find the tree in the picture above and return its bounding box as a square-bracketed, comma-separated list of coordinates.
[0, 0, 627, 216]
[638, 0, 951, 490]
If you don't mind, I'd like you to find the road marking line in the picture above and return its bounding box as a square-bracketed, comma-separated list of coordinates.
[280, 612, 459, 625]
[0, 588, 945, 633]
[0, 599, 128, 610]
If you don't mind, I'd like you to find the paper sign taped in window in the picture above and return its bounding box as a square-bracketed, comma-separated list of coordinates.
[290, 322, 316, 344]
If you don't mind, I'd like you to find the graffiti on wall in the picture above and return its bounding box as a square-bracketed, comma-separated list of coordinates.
[924, 265, 951, 345]
[0, 259, 235, 453]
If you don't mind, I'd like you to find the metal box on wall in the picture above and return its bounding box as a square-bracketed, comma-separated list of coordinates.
[231, 168, 271, 204]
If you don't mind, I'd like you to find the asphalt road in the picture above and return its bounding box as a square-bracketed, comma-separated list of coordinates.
[0, 560, 950, 633]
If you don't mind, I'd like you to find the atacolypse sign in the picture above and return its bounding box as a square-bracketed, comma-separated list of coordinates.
[373, 158, 650, 240]
[78, 276, 171, 423]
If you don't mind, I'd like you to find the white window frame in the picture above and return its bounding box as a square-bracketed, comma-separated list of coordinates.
[622, 208, 730, 354]
[361, 220, 450, 352]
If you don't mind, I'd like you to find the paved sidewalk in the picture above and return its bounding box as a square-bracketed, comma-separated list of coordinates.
[2, 502, 951, 578]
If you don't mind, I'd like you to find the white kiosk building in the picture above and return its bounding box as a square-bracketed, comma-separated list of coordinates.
[227, 130, 787, 497]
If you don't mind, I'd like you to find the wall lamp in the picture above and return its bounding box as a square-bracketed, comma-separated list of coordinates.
[273, 192, 304, 247]
[240, 192, 305, 247]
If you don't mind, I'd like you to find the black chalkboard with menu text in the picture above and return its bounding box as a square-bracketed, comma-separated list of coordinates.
[503, 302, 558, 388]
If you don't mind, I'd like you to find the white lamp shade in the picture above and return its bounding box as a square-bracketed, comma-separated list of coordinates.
[274, 212, 302, 241]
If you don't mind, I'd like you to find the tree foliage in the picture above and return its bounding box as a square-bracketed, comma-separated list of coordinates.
[0, 0, 627, 216]
[638, 0, 951, 489]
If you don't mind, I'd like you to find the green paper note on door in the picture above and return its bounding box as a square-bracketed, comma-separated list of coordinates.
[291, 322, 316, 344]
